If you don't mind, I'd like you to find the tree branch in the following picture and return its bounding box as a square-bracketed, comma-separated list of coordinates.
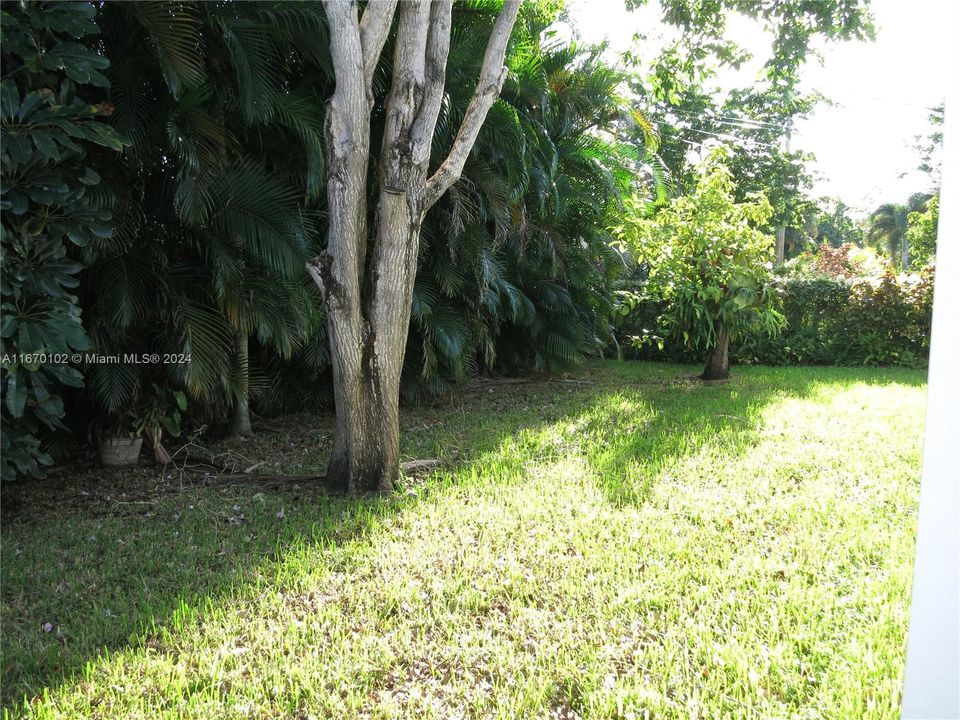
[379, 0, 430, 190]
[410, 0, 453, 168]
[423, 0, 521, 210]
[358, 0, 398, 106]
[321, 1, 368, 303]
[324, 0, 364, 86]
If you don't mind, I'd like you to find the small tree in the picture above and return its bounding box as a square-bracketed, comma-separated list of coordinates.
[616, 148, 784, 380]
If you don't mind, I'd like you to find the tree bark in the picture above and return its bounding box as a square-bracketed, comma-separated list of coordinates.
[315, 0, 521, 495]
[230, 331, 253, 437]
[701, 328, 730, 381]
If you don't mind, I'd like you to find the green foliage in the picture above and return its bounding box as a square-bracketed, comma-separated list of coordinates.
[841, 272, 934, 365]
[77, 1, 324, 430]
[655, 0, 874, 86]
[619, 271, 934, 368]
[4, 1, 645, 467]
[614, 148, 783, 355]
[104, 383, 187, 440]
[0, 1, 127, 481]
[906, 193, 939, 269]
[403, 25, 643, 399]
[627, 0, 873, 261]
[811, 196, 864, 248]
[739, 277, 851, 365]
[867, 194, 929, 270]
[743, 272, 934, 367]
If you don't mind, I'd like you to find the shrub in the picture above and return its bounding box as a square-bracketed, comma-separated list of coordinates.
[0, 3, 126, 480]
[840, 271, 934, 366]
[618, 270, 934, 368]
[735, 277, 851, 365]
[813, 242, 857, 278]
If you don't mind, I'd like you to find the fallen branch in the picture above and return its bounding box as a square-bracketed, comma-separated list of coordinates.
[173, 458, 442, 487]
[401, 458, 441, 474]
[463, 377, 536, 392]
[205, 472, 325, 484]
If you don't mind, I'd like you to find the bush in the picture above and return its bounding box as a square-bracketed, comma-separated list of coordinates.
[0, 3, 126, 480]
[735, 277, 851, 365]
[779, 242, 892, 281]
[617, 270, 934, 368]
[840, 272, 934, 366]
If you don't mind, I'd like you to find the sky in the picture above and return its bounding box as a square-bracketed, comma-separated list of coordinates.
[564, 0, 957, 214]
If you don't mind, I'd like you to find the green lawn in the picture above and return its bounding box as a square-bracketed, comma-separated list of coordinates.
[1, 362, 927, 719]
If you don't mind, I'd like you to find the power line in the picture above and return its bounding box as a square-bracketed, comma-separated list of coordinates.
[683, 126, 780, 149]
[706, 113, 782, 129]
[709, 117, 786, 132]
[666, 109, 784, 131]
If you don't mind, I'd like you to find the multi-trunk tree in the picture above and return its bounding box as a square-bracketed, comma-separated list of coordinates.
[315, 0, 521, 493]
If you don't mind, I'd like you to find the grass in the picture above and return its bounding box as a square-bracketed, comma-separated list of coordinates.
[0, 361, 927, 719]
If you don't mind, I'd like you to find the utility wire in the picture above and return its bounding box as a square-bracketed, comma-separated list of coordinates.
[706, 117, 786, 132]
[682, 126, 781, 149]
[666, 109, 784, 131]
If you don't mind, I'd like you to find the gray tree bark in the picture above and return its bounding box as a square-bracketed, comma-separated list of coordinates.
[230, 331, 253, 437]
[313, 0, 521, 494]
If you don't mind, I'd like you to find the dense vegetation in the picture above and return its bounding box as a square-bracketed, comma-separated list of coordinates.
[1, 1, 652, 480]
[0, 3, 127, 481]
[619, 270, 934, 368]
[0, 0, 937, 482]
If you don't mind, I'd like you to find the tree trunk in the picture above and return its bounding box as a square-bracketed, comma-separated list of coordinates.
[315, 0, 520, 495]
[230, 331, 253, 437]
[901, 238, 910, 271]
[702, 328, 730, 380]
[326, 355, 401, 493]
[323, 203, 421, 494]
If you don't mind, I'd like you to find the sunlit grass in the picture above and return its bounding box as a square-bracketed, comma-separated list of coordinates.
[1, 362, 926, 719]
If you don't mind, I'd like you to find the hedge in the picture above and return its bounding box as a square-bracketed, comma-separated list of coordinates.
[617, 272, 934, 368]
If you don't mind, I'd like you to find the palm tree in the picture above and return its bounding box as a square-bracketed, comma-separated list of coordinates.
[80, 2, 327, 438]
[74, 1, 660, 439]
[868, 193, 930, 270]
[401, 25, 657, 399]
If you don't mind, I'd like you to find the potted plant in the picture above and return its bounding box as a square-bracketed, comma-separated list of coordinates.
[97, 420, 144, 467]
[97, 385, 187, 466]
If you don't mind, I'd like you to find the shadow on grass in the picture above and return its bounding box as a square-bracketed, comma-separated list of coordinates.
[0, 361, 927, 711]
[582, 364, 926, 508]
